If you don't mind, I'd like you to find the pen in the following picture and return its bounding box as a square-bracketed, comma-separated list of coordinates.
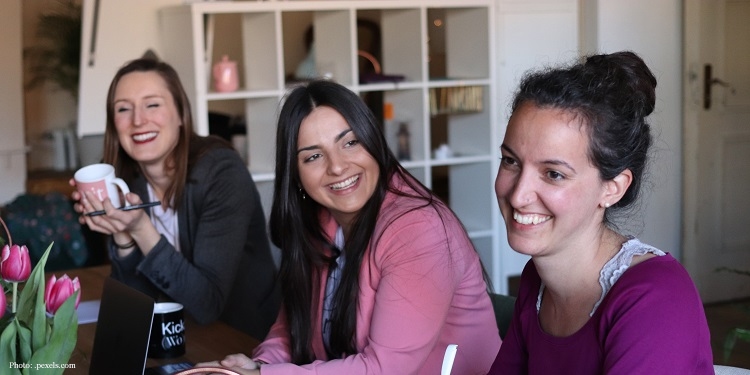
[85, 201, 161, 217]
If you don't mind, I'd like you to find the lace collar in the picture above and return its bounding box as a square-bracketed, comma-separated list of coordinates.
[536, 237, 666, 316]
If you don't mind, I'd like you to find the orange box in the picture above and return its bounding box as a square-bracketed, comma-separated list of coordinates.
[383, 102, 394, 121]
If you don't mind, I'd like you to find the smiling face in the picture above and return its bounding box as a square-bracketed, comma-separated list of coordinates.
[112, 71, 182, 168]
[495, 102, 610, 257]
[297, 106, 380, 229]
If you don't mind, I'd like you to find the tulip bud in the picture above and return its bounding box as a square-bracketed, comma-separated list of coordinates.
[1, 244, 31, 282]
[44, 274, 81, 315]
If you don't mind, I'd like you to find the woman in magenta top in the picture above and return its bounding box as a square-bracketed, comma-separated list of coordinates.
[203, 80, 500, 374]
[489, 51, 713, 374]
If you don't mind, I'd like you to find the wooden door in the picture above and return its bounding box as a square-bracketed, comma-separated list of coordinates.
[683, 0, 750, 303]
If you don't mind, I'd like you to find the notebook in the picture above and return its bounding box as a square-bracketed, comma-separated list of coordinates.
[89, 277, 155, 375]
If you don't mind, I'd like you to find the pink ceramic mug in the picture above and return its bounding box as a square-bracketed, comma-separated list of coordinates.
[74, 163, 131, 208]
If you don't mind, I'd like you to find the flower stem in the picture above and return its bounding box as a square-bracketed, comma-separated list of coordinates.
[0, 216, 11, 245]
[12, 282, 18, 313]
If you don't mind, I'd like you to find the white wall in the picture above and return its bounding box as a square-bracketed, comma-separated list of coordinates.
[0, 0, 27, 204]
[494, 0, 580, 293]
[596, 0, 683, 259]
[77, 0, 184, 137]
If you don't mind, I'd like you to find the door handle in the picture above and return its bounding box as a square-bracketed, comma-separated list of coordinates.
[704, 64, 737, 110]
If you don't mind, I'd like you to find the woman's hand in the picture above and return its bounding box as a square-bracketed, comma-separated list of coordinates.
[195, 354, 261, 375]
[77, 191, 147, 234]
[70, 178, 136, 230]
[71, 179, 161, 256]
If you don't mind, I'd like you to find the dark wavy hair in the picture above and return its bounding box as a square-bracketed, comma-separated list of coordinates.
[270, 80, 449, 363]
[511, 51, 657, 225]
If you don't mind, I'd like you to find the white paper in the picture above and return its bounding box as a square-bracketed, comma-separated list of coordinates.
[77, 300, 101, 324]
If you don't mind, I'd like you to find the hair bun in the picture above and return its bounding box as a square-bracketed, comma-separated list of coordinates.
[585, 51, 657, 120]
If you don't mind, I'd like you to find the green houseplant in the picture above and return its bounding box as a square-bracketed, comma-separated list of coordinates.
[716, 267, 750, 363]
[24, 0, 81, 99]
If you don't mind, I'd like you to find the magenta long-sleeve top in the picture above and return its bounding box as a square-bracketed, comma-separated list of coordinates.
[253, 176, 501, 374]
[489, 251, 714, 375]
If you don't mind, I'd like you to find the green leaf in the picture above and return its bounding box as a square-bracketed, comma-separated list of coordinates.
[0, 320, 22, 375]
[15, 243, 53, 352]
[724, 330, 736, 363]
[30, 284, 48, 353]
[736, 328, 750, 342]
[15, 318, 32, 364]
[16, 243, 53, 323]
[723, 328, 750, 363]
[29, 292, 78, 375]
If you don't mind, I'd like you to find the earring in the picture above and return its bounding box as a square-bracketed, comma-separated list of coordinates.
[299, 188, 306, 200]
[604, 202, 611, 208]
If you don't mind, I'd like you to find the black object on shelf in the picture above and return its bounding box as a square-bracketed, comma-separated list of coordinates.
[208, 111, 232, 141]
[359, 72, 406, 84]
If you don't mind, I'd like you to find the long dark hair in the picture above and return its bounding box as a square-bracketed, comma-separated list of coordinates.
[511, 51, 657, 225]
[103, 58, 229, 208]
[269, 80, 440, 363]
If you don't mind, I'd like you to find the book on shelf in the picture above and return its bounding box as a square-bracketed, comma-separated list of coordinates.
[429, 86, 484, 116]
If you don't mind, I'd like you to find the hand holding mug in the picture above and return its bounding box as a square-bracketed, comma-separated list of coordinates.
[72, 164, 146, 236]
[74, 163, 131, 208]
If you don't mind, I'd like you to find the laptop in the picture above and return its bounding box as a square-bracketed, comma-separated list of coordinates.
[89, 277, 155, 375]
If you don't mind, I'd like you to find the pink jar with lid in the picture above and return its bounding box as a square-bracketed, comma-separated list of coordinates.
[213, 55, 239, 92]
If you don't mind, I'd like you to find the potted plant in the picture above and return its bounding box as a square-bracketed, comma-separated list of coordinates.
[24, 0, 81, 99]
[716, 267, 750, 363]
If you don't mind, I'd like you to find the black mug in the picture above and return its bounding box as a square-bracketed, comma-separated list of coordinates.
[148, 302, 186, 358]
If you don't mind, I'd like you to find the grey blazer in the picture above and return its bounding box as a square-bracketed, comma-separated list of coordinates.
[109, 146, 280, 341]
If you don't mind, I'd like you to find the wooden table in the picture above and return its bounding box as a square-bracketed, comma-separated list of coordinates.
[53, 265, 260, 374]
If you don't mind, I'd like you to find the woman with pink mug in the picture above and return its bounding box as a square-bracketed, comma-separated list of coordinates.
[71, 58, 280, 341]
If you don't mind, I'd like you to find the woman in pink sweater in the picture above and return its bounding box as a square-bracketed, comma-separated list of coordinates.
[202, 80, 500, 374]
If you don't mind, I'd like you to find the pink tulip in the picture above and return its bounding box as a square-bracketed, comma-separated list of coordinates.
[44, 274, 81, 315]
[1, 244, 31, 282]
[0, 288, 5, 319]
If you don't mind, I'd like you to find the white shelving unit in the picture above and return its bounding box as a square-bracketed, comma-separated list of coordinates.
[159, 0, 501, 290]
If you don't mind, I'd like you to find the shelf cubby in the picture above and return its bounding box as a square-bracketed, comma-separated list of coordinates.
[382, 89, 425, 162]
[240, 11, 281, 91]
[429, 6, 490, 81]
[160, 0, 499, 290]
[444, 161, 494, 233]
[245, 97, 280, 175]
